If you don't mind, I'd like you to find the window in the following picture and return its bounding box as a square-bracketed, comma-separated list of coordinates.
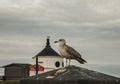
[55, 61, 60, 67]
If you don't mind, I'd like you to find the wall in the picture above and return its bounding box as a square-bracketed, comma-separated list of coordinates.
[5, 66, 29, 80]
[34, 56, 63, 72]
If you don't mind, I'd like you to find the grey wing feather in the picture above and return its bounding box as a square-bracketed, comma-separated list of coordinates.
[65, 45, 82, 58]
[65, 45, 87, 64]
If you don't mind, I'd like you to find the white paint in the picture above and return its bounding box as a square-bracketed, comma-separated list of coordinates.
[34, 56, 63, 73]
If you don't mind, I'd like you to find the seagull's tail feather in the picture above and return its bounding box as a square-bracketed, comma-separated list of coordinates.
[76, 57, 87, 64]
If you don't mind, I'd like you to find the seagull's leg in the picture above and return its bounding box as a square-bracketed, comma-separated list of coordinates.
[69, 59, 71, 66]
[66, 59, 69, 66]
[66, 59, 67, 66]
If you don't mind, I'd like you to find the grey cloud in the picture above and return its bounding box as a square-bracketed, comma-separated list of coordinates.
[1, 0, 120, 23]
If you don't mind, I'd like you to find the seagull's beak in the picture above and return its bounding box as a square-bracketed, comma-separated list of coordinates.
[54, 41, 58, 43]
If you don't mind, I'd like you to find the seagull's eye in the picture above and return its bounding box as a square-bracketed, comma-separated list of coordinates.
[59, 39, 62, 41]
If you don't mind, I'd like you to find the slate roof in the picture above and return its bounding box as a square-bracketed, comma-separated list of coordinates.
[35, 46, 60, 56]
[26, 65, 120, 80]
[2, 63, 31, 68]
[33, 37, 60, 58]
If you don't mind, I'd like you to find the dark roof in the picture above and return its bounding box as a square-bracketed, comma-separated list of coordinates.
[2, 63, 31, 68]
[35, 47, 60, 56]
[26, 65, 120, 80]
[34, 37, 60, 58]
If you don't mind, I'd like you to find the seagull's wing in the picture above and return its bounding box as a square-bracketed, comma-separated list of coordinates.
[65, 45, 81, 58]
[65, 45, 87, 64]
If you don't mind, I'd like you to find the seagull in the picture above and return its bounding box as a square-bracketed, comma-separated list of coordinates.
[54, 39, 87, 66]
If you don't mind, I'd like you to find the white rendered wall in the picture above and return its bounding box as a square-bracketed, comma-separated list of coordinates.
[34, 56, 63, 73]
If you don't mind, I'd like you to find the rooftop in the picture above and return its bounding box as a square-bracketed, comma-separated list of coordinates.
[2, 63, 31, 68]
[26, 65, 120, 80]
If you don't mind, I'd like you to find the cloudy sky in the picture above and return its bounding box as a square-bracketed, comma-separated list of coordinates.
[0, 0, 120, 77]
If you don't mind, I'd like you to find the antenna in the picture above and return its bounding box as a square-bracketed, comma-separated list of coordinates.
[46, 36, 50, 47]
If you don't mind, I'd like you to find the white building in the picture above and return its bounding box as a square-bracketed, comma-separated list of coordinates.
[32, 37, 63, 73]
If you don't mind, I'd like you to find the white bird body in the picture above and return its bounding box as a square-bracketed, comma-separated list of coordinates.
[54, 39, 87, 65]
[58, 45, 72, 59]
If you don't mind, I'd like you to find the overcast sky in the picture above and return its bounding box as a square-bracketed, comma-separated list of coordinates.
[0, 0, 120, 77]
